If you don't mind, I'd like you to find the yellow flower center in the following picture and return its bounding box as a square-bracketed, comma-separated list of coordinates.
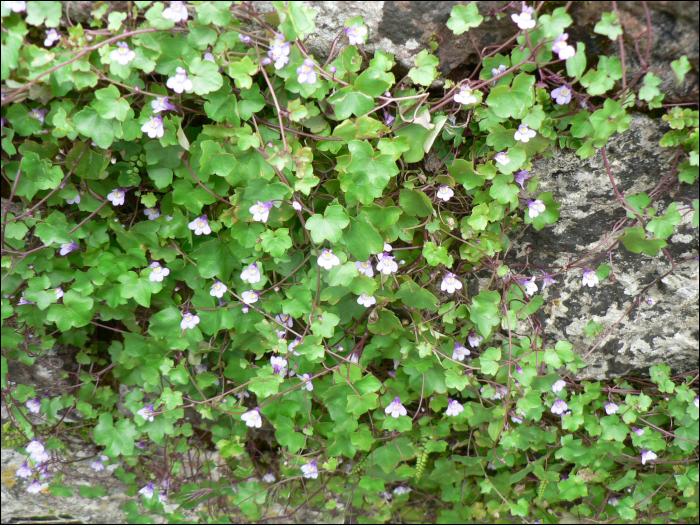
[362, 262, 368, 268]
[257, 205, 265, 212]
[150, 119, 159, 128]
[448, 277, 454, 284]
[154, 267, 161, 273]
[176, 73, 185, 83]
[323, 252, 332, 259]
[119, 46, 128, 55]
[302, 65, 311, 73]
[197, 221, 204, 227]
[561, 87, 569, 96]
[214, 284, 220, 290]
[185, 314, 191, 321]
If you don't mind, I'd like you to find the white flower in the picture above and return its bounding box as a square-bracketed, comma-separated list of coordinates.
[166, 67, 194, 94]
[526, 199, 546, 218]
[110, 42, 136, 66]
[66, 194, 81, 205]
[345, 24, 368, 45]
[262, 472, 276, 483]
[609, 497, 619, 507]
[188, 215, 211, 235]
[241, 263, 261, 283]
[210, 281, 227, 298]
[249, 201, 273, 223]
[436, 185, 454, 201]
[162, 1, 188, 23]
[551, 399, 568, 415]
[301, 460, 319, 479]
[271, 356, 287, 376]
[641, 450, 657, 465]
[139, 482, 155, 499]
[26, 439, 45, 457]
[144, 207, 160, 220]
[268, 34, 291, 70]
[695, 396, 699, 408]
[454, 85, 478, 105]
[514, 124, 536, 143]
[385, 396, 407, 419]
[452, 342, 470, 361]
[26, 399, 41, 414]
[107, 188, 126, 206]
[581, 269, 599, 288]
[91, 458, 105, 471]
[632, 427, 645, 437]
[203, 52, 215, 63]
[393, 486, 411, 496]
[241, 409, 262, 428]
[151, 96, 175, 113]
[445, 399, 464, 417]
[552, 34, 576, 60]
[511, 5, 536, 30]
[551, 379, 566, 393]
[242, 290, 259, 305]
[137, 403, 155, 422]
[292, 200, 302, 211]
[317, 249, 341, 270]
[376, 254, 398, 275]
[44, 29, 60, 47]
[275, 313, 293, 328]
[552, 85, 572, 105]
[441, 273, 462, 294]
[355, 260, 374, 277]
[491, 64, 507, 85]
[383, 243, 393, 252]
[296, 58, 317, 85]
[467, 331, 483, 348]
[348, 352, 359, 364]
[300, 373, 314, 391]
[148, 261, 170, 283]
[27, 480, 48, 494]
[357, 293, 376, 307]
[519, 276, 538, 296]
[16, 462, 33, 478]
[8, 1, 27, 13]
[141, 115, 164, 138]
[181, 311, 200, 329]
[604, 402, 619, 415]
[494, 152, 510, 165]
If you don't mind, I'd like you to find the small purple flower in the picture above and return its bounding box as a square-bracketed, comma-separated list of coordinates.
[162, 1, 188, 23]
[110, 42, 136, 66]
[26, 399, 41, 414]
[16, 462, 33, 478]
[446, 398, 464, 417]
[181, 311, 200, 330]
[268, 35, 290, 70]
[355, 259, 374, 277]
[8, 1, 26, 13]
[515, 364, 523, 374]
[514, 170, 530, 189]
[300, 373, 314, 392]
[376, 253, 398, 275]
[17, 292, 36, 306]
[552, 33, 576, 60]
[393, 485, 411, 496]
[241, 408, 262, 428]
[239, 34, 251, 43]
[261, 57, 272, 66]
[210, 281, 227, 298]
[441, 273, 463, 294]
[345, 23, 368, 46]
[141, 115, 164, 138]
[242, 290, 259, 305]
[91, 457, 105, 471]
[301, 460, 319, 479]
[640, 449, 657, 465]
[511, 4, 536, 30]
[452, 342, 470, 361]
[44, 29, 60, 47]
[166, 67, 194, 94]
[494, 152, 510, 165]
[148, 261, 170, 283]
[275, 313, 293, 329]
[29, 108, 47, 125]
[158, 492, 168, 502]
[60, 240, 79, 256]
[383, 109, 395, 127]
[292, 200, 302, 211]
[526, 199, 546, 218]
[514, 124, 537, 143]
[468, 330, 483, 348]
[135, 441, 147, 449]
[144, 207, 160, 220]
[604, 402, 619, 415]
[318, 249, 341, 270]
[519, 276, 538, 296]
[241, 263, 261, 283]
[203, 52, 215, 63]
[454, 85, 477, 105]
[270, 356, 287, 375]
[552, 379, 566, 393]
[137, 403, 155, 422]
[491, 64, 507, 85]
[581, 268, 599, 288]
[328, 65, 337, 74]
[188, 215, 211, 235]
[385, 396, 407, 418]
[26, 438, 45, 458]
[695, 396, 699, 408]
[27, 479, 47, 494]
[151, 96, 176, 114]
[632, 427, 645, 437]
[551, 85, 573, 105]
[139, 482, 155, 499]
[66, 193, 81, 205]
[262, 472, 276, 483]
[609, 497, 619, 507]
[297, 58, 317, 85]
[551, 399, 568, 415]
[436, 185, 454, 202]
[107, 188, 126, 206]
[356, 293, 377, 308]
[540, 271, 557, 289]
[249, 201, 273, 222]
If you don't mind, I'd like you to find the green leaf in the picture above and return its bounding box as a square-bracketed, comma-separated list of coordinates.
[94, 85, 130, 122]
[620, 227, 667, 256]
[93, 412, 137, 456]
[408, 49, 439, 86]
[305, 205, 350, 243]
[192, 239, 235, 281]
[646, 202, 681, 239]
[446, 3, 483, 35]
[343, 218, 384, 261]
[195, 0, 232, 26]
[469, 291, 501, 337]
[26, 1, 62, 27]
[639, 72, 662, 102]
[199, 140, 237, 177]
[311, 312, 340, 338]
[34, 212, 71, 245]
[422, 242, 453, 267]
[671, 56, 691, 86]
[78, 484, 107, 498]
[73, 107, 118, 149]
[489, 174, 520, 204]
[189, 57, 224, 95]
[227, 56, 258, 90]
[486, 73, 535, 120]
[399, 189, 433, 217]
[49, 484, 74, 497]
[46, 290, 94, 331]
[594, 12, 623, 40]
[328, 87, 375, 120]
[260, 228, 293, 258]
[566, 42, 586, 79]
[395, 281, 439, 311]
[347, 392, 379, 416]
[119, 271, 161, 308]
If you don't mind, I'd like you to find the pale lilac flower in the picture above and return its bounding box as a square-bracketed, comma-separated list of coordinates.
[494, 152, 510, 165]
[66, 194, 81, 205]
[167, 67, 194, 94]
[292, 200, 302, 211]
[519, 276, 538, 296]
[107, 188, 126, 206]
[491, 64, 507, 85]
[608, 497, 619, 507]
[268, 35, 290, 70]
[241, 408, 262, 428]
[355, 260, 374, 277]
[91, 457, 105, 471]
[383, 242, 393, 252]
[26, 399, 41, 414]
[249, 201, 273, 222]
[581, 268, 599, 288]
[8, 1, 26, 12]
[297, 59, 317, 85]
[203, 52, 215, 63]
[300, 373, 314, 392]
[161, 478, 170, 489]
[526, 199, 546, 218]
[511, 4, 536, 30]
[514, 124, 537, 143]
[18, 292, 36, 306]
[239, 34, 251, 44]
[27, 480, 47, 494]
[380, 491, 393, 500]
[271, 356, 287, 375]
[210, 281, 227, 298]
[345, 23, 368, 45]
[148, 261, 170, 283]
[242, 290, 259, 305]
[446, 398, 464, 417]
[135, 441, 147, 449]
[158, 492, 168, 503]
[241, 263, 261, 283]
[27, 439, 44, 456]
[29, 108, 47, 125]
[385, 396, 407, 418]
[301, 460, 318, 479]
[441, 273, 462, 294]
[328, 65, 337, 74]
[275, 313, 293, 328]
[44, 29, 60, 47]
[262, 472, 276, 483]
[162, 1, 188, 23]
[261, 57, 272, 66]
[52, 286, 62, 299]
[551, 399, 568, 415]
[540, 271, 557, 289]
[454, 85, 477, 105]
[181, 310, 200, 329]
[468, 330, 483, 348]
[357, 293, 376, 307]
[632, 427, 645, 437]
[641, 449, 657, 465]
[348, 351, 359, 364]
[188, 215, 211, 235]
[695, 396, 699, 408]
[16, 462, 33, 479]
[552, 33, 576, 60]
[144, 207, 160, 220]
[141, 115, 164, 138]
[393, 486, 411, 496]
[110, 42, 136, 65]
[151, 96, 176, 114]
[139, 482, 155, 499]
[551, 85, 572, 105]
[436, 185, 454, 202]
[318, 249, 341, 270]
[452, 342, 470, 361]
[376, 253, 398, 275]
[604, 402, 619, 415]
[514, 170, 530, 189]
[552, 379, 566, 393]
[137, 403, 155, 422]
[32, 450, 50, 463]
[511, 414, 523, 424]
